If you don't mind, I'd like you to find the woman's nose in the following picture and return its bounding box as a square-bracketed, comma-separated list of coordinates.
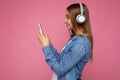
[64, 18, 67, 23]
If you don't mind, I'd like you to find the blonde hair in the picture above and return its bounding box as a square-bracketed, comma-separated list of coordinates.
[67, 3, 93, 63]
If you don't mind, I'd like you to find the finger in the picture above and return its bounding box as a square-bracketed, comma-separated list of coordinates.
[45, 35, 50, 40]
[38, 33, 44, 38]
[44, 35, 47, 38]
[38, 32, 44, 37]
[38, 32, 47, 40]
[37, 33, 41, 38]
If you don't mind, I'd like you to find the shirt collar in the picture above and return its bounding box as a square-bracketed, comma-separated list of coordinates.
[71, 33, 88, 41]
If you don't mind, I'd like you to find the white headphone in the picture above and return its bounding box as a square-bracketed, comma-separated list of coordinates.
[76, 3, 86, 24]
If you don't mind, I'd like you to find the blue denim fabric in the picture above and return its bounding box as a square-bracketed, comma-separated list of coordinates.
[42, 33, 92, 80]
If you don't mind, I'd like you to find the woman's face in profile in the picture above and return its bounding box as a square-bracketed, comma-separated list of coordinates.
[65, 10, 73, 30]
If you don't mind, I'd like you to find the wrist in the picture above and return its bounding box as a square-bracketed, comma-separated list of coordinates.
[42, 43, 50, 48]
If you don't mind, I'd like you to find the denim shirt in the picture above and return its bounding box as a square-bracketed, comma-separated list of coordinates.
[42, 33, 92, 80]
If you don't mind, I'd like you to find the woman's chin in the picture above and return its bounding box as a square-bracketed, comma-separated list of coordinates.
[66, 26, 71, 29]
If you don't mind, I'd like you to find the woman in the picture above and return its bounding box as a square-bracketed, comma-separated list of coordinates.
[37, 3, 93, 80]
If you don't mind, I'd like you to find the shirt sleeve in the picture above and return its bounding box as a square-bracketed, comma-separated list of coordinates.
[42, 43, 86, 77]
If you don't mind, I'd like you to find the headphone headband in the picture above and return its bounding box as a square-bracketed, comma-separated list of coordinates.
[80, 3, 84, 15]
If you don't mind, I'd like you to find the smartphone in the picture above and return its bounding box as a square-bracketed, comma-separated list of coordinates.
[38, 23, 43, 33]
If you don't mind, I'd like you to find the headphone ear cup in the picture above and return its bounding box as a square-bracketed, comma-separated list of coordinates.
[76, 14, 86, 24]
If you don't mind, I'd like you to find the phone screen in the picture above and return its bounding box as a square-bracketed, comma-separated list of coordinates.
[38, 24, 43, 33]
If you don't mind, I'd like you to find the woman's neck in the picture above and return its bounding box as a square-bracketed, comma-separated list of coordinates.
[75, 29, 84, 35]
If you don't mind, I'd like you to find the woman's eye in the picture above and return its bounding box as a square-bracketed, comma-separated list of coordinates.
[66, 15, 70, 19]
[66, 16, 70, 19]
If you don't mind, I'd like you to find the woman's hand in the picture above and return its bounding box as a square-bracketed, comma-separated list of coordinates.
[37, 31, 50, 47]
